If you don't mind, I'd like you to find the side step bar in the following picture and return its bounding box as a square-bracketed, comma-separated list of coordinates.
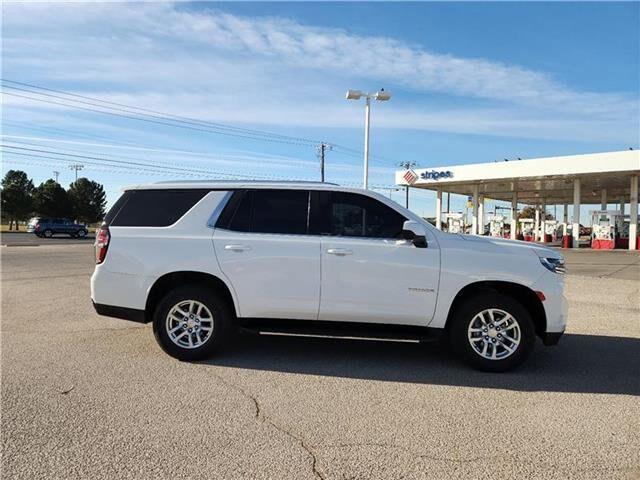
[238, 318, 444, 343]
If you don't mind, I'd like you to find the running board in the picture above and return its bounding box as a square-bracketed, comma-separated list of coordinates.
[238, 318, 444, 343]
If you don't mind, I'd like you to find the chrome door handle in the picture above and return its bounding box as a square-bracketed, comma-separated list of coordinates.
[326, 248, 353, 256]
[224, 244, 251, 252]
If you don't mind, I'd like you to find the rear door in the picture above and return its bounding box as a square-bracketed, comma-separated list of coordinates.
[313, 191, 439, 326]
[213, 189, 321, 320]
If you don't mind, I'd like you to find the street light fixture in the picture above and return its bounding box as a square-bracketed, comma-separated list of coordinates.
[346, 88, 392, 189]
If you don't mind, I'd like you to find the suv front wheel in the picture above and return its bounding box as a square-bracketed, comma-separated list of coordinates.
[450, 293, 535, 372]
[152, 285, 234, 361]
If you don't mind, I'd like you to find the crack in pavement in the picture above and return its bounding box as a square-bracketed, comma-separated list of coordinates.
[208, 371, 326, 480]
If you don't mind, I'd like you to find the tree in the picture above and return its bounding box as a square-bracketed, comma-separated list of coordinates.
[517, 206, 554, 221]
[33, 179, 72, 218]
[1, 170, 34, 230]
[68, 178, 107, 224]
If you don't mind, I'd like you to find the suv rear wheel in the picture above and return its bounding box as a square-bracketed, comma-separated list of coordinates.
[450, 293, 535, 372]
[76, 229, 87, 238]
[152, 285, 234, 361]
[43, 229, 53, 238]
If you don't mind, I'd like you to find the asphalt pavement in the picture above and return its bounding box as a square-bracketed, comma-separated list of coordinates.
[2, 244, 639, 479]
[1, 231, 95, 246]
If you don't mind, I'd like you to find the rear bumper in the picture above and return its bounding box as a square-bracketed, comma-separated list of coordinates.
[92, 301, 148, 323]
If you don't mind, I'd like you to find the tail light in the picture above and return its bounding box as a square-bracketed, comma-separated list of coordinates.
[35, 223, 41, 231]
[95, 226, 110, 264]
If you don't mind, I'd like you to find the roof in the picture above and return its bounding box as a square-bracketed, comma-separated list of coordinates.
[124, 180, 339, 190]
[396, 150, 640, 204]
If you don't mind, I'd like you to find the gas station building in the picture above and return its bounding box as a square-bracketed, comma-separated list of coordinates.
[395, 150, 640, 250]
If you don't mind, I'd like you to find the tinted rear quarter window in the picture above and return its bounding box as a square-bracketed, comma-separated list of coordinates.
[110, 189, 208, 227]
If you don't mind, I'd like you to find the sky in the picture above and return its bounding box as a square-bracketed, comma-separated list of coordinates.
[2, 1, 639, 218]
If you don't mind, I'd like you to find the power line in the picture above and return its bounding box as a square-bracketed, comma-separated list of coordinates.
[1, 79, 392, 163]
[1, 135, 317, 169]
[2, 155, 399, 191]
[2, 90, 317, 147]
[2, 79, 320, 144]
[0, 144, 305, 180]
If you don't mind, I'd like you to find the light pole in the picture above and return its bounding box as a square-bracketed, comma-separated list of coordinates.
[346, 89, 391, 189]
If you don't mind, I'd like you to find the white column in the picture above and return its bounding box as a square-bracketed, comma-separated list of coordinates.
[541, 200, 547, 242]
[510, 192, 518, 240]
[572, 179, 581, 249]
[630, 175, 638, 251]
[619, 196, 625, 215]
[601, 189, 607, 211]
[563, 204, 568, 236]
[534, 206, 540, 242]
[471, 185, 479, 235]
[435, 189, 442, 230]
[478, 195, 485, 235]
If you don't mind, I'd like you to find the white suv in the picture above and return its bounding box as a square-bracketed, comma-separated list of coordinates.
[91, 181, 567, 371]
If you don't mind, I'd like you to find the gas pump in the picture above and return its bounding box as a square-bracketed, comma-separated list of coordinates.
[590, 210, 624, 249]
[445, 213, 465, 234]
[488, 214, 506, 238]
[545, 220, 560, 242]
[519, 218, 535, 242]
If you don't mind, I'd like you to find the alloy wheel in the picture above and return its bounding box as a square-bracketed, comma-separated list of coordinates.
[467, 308, 521, 360]
[165, 300, 214, 349]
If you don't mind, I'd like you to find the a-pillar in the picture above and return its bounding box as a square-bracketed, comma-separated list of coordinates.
[572, 179, 581, 249]
[630, 175, 638, 251]
[471, 185, 479, 235]
[563, 204, 568, 236]
[478, 195, 485, 235]
[435, 189, 442, 230]
[510, 192, 518, 240]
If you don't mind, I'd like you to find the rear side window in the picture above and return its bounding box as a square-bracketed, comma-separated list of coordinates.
[216, 189, 309, 235]
[103, 191, 132, 225]
[311, 191, 406, 239]
[109, 189, 208, 227]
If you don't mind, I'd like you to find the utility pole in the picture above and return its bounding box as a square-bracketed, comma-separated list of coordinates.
[53, 170, 60, 183]
[398, 161, 418, 209]
[316, 143, 332, 182]
[69, 163, 84, 182]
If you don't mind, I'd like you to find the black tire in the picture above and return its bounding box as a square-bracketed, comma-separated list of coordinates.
[449, 293, 535, 372]
[43, 229, 53, 238]
[152, 285, 235, 361]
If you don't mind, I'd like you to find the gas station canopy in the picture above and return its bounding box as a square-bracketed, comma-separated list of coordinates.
[395, 150, 639, 205]
[395, 150, 640, 250]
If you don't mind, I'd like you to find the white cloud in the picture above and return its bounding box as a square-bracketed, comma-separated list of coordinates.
[2, 2, 638, 142]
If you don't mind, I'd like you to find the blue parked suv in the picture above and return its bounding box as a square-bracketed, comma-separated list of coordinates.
[27, 217, 89, 238]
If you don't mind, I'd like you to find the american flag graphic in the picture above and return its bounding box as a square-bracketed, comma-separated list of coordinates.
[403, 169, 418, 184]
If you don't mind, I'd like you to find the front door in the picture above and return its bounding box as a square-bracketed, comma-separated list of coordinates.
[313, 191, 439, 325]
[213, 189, 321, 320]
